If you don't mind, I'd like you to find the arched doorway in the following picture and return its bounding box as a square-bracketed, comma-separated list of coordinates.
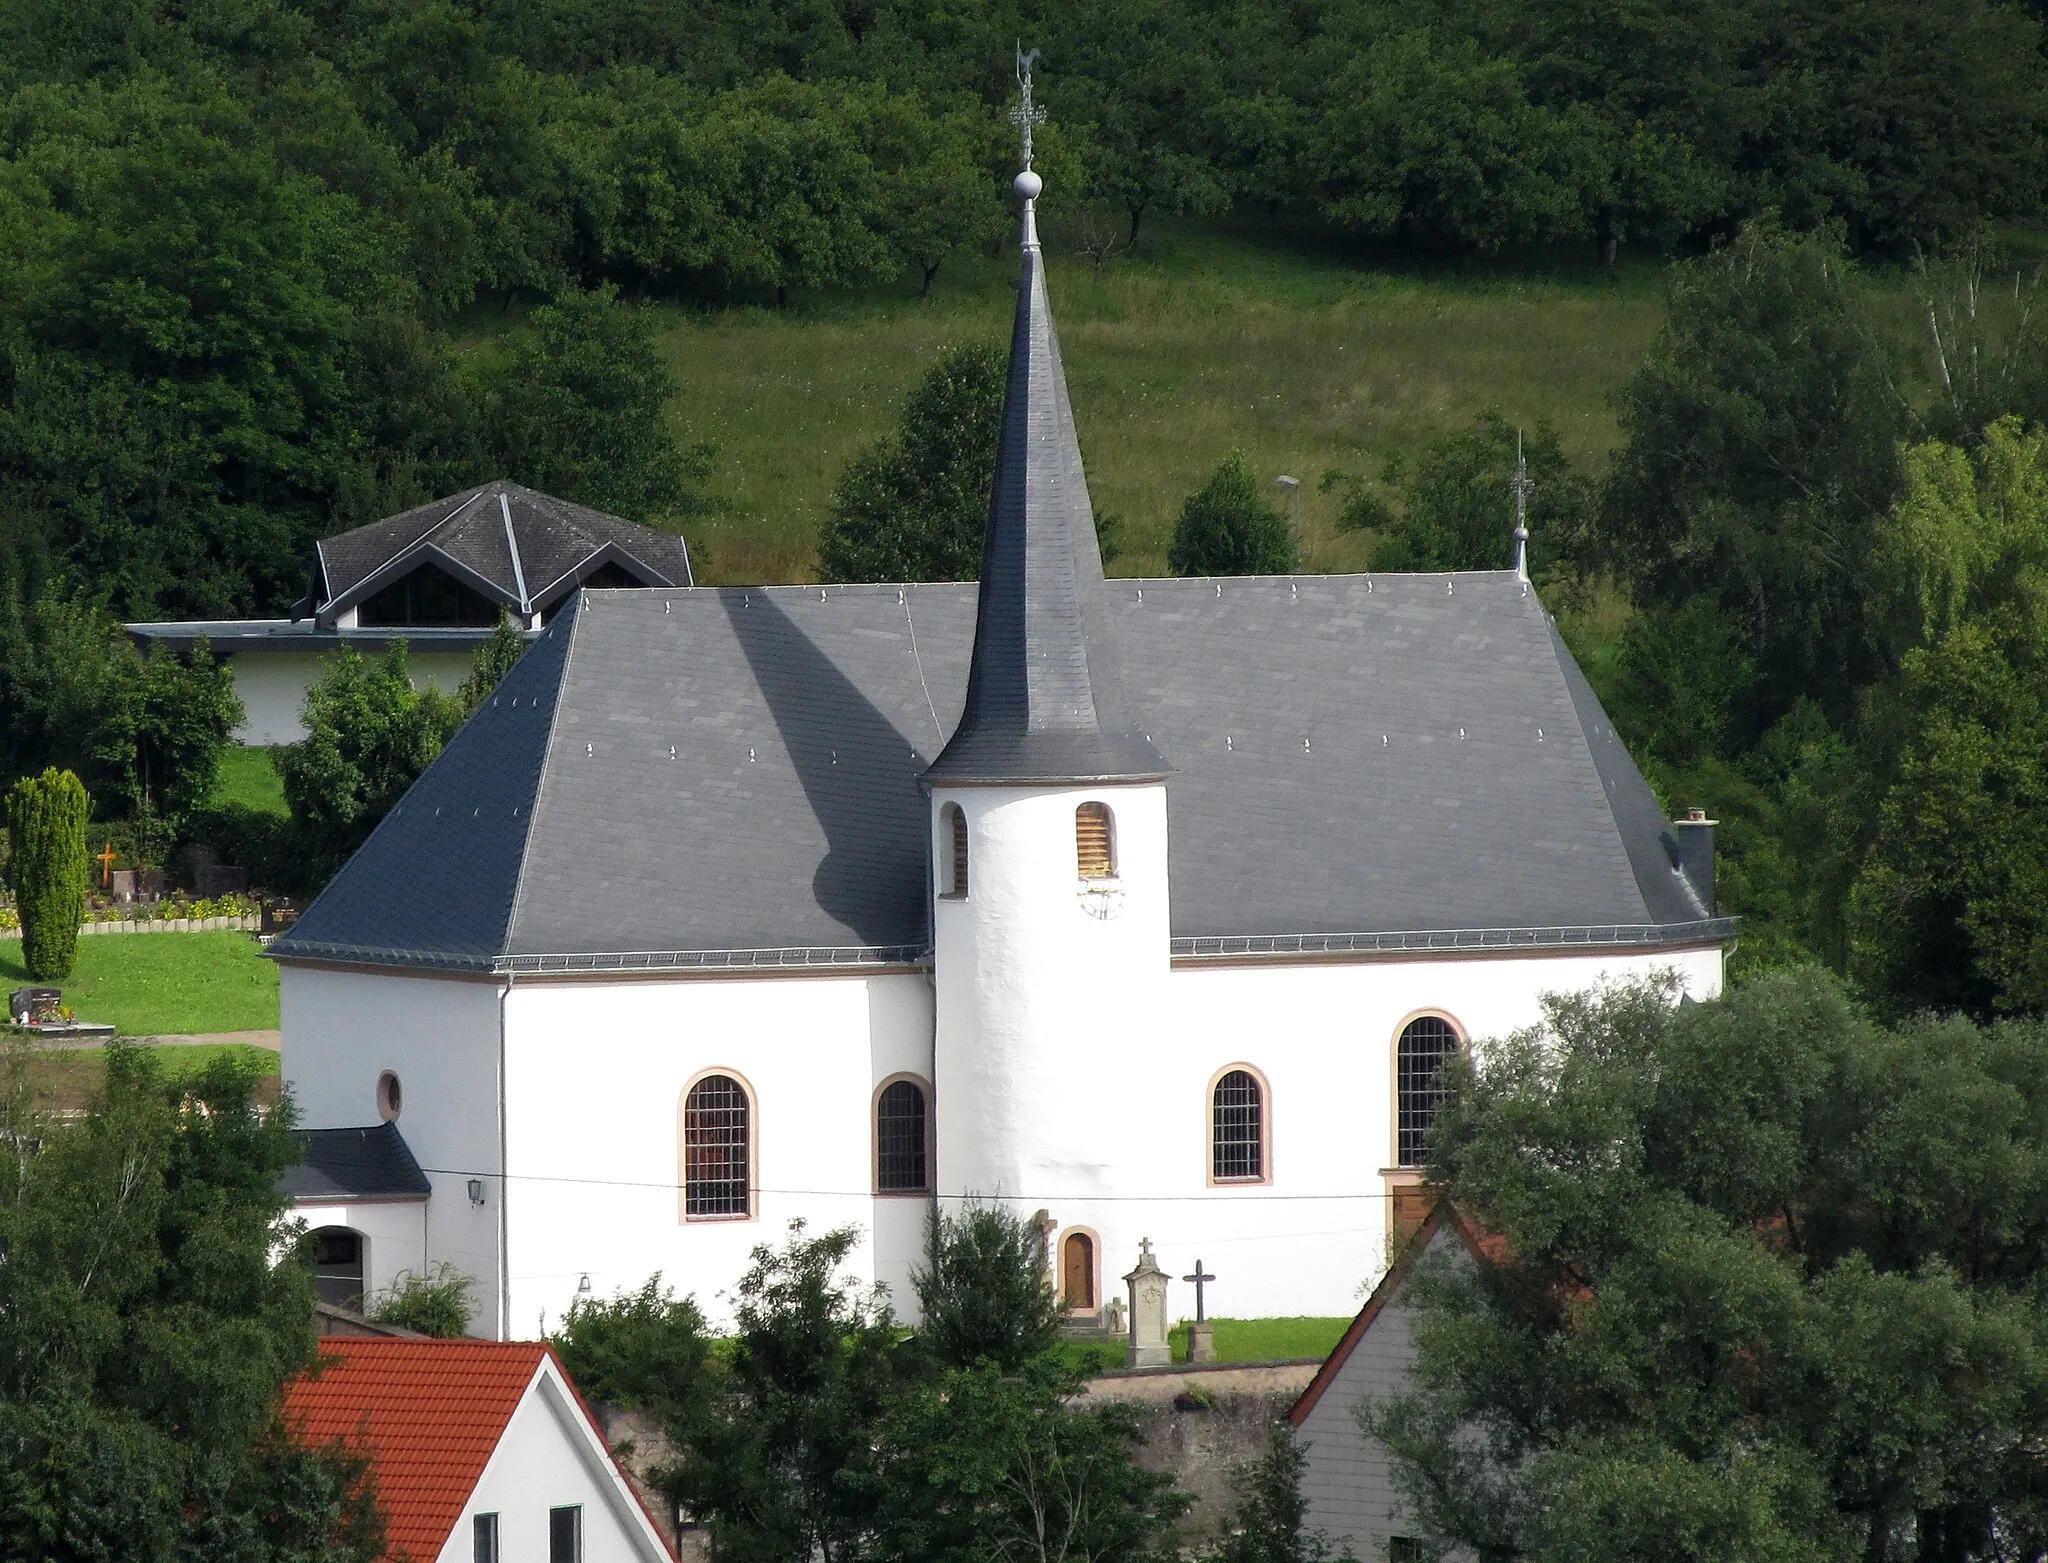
[311, 1227, 365, 1309]
[1061, 1231, 1096, 1310]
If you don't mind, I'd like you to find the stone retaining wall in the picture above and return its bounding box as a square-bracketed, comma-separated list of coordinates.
[0, 914, 261, 940]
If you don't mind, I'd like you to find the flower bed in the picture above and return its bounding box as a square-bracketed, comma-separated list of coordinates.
[0, 893, 262, 932]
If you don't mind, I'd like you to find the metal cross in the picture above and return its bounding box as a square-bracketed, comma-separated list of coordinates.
[1509, 427, 1534, 579]
[1182, 1259, 1218, 1322]
[1013, 45, 1047, 170]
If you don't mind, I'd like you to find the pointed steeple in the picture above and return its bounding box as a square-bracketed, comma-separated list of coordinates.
[925, 65, 1165, 787]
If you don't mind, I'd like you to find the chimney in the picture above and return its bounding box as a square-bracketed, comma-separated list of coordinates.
[1674, 808, 1717, 914]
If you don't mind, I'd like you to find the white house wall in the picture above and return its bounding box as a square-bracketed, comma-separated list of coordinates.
[228, 650, 478, 744]
[280, 966, 506, 1335]
[441, 1364, 668, 1563]
[500, 971, 933, 1335]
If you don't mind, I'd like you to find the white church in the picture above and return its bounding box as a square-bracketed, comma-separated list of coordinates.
[273, 154, 1731, 1340]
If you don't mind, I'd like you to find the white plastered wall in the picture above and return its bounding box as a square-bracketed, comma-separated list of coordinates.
[294, 1197, 430, 1307]
[229, 650, 477, 744]
[439, 1360, 670, 1563]
[500, 971, 932, 1336]
[280, 965, 507, 1335]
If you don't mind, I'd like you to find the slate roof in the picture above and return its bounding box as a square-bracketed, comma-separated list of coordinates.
[925, 204, 1163, 786]
[307, 481, 692, 626]
[281, 1123, 433, 1201]
[271, 574, 1732, 975]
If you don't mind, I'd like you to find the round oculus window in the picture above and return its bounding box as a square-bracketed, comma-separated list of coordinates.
[376, 1070, 402, 1122]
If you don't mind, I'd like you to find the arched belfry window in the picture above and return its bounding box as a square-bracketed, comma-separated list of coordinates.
[941, 804, 968, 898]
[682, 1073, 752, 1218]
[875, 1078, 929, 1193]
[1396, 1017, 1461, 1168]
[1075, 802, 1114, 879]
[1211, 1068, 1266, 1182]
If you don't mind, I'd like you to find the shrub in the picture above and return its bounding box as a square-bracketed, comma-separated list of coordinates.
[553, 1275, 712, 1426]
[1169, 451, 1295, 577]
[912, 1198, 1064, 1371]
[5, 767, 90, 979]
[368, 1263, 475, 1338]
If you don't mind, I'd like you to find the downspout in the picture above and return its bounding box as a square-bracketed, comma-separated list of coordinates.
[498, 973, 513, 1340]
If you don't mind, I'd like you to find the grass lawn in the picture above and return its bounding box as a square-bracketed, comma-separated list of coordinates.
[14, 1043, 280, 1114]
[630, 218, 1673, 585]
[0, 932, 280, 1035]
[212, 745, 288, 814]
[1057, 1314, 1353, 1374]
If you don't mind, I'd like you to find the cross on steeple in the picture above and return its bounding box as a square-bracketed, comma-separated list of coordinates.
[1510, 427, 1534, 582]
[1182, 1258, 1217, 1322]
[1013, 45, 1047, 171]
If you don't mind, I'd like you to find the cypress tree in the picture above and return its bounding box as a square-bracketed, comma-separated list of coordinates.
[6, 767, 90, 981]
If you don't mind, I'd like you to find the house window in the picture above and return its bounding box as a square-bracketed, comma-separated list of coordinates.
[310, 1227, 364, 1309]
[549, 1505, 583, 1563]
[1075, 802, 1114, 879]
[683, 1074, 751, 1218]
[1211, 1069, 1265, 1182]
[1061, 1231, 1096, 1310]
[473, 1513, 500, 1563]
[358, 562, 501, 627]
[1397, 1016, 1461, 1167]
[941, 804, 968, 898]
[875, 1079, 929, 1193]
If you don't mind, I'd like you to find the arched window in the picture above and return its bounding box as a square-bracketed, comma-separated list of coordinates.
[941, 804, 968, 898]
[1211, 1068, 1265, 1182]
[1396, 1017, 1461, 1167]
[1061, 1230, 1096, 1310]
[683, 1074, 752, 1218]
[875, 1078, 929, 1193]
[1075, 802, 1114, 879]
[310, 1226, 365, 1309]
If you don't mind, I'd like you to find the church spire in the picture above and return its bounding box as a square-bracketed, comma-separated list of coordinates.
[924, 52, 1165, 786]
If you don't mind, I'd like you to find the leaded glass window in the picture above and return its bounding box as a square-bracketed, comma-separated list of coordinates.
[1212, 1070, 1264, 1181]
[684, 1075, 750, 1217]
[1397, 1017, 1459, 1167]
[876, 1079, 928, 1192]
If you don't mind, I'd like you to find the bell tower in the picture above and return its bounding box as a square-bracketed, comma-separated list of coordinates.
[925, 52, 1171, 1274]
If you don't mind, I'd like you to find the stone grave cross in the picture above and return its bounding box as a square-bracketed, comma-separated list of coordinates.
[1182, 1258, 1219, 1362]
[1182, 1259, 1217, 1323]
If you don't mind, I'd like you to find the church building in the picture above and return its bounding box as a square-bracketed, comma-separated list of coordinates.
[272, 155, 1732, 1340]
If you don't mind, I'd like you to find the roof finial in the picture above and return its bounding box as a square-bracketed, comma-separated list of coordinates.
[1510, 426, 1533, 582]
[1013, 45, 1047, 248]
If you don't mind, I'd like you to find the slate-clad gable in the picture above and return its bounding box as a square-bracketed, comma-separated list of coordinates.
[272, 575, 1731, 974]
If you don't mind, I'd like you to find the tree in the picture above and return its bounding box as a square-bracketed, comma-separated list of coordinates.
[367, 1263, 476, 1338]
[1169, 451, 1294, 577]
[456, 615, 529, 714]
[1598, 220, 1908, 733]
[666, 1222, 906, 1563]
[93, 639, 245, 823]
[0, 1044, 384, 1561]
[817, 343, 1005, 584]
[911, 1198, 1063, 1372]
[274, 644, 463, 887]
[1848, 419, 2048, 1018]
[488, 285, 713, 525]
[553, 1275, 713, 1429]
[1371, 970, 2048, 1563]
[6, 766, 89, 980]
[1207, 1424, 1352, 1563]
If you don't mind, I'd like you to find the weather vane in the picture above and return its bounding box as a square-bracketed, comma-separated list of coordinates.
[1510, 427, 1534, 580]
[1013, 45, 1046, 171]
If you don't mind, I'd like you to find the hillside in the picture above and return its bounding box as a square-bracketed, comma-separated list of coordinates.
[555, 221, 1673, 585]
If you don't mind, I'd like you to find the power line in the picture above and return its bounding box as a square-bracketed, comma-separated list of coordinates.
[418, 1165, 1401, 1204]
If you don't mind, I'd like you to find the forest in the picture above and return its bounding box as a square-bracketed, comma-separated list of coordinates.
[3, 0, 2048, 1022]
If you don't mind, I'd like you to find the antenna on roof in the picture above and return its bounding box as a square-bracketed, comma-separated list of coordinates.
[1509, 427, 1533, 582]
[1012, 45, 1047, 247]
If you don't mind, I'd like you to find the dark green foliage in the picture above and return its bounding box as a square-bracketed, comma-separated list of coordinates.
[93, 640, 245, 823]
[1373, 971, 2048, 1563]
[5, 766, 89, 979]
[367, 1262, 476, 1338]
[910, 1198, 1063, 1372]
[1170, 451, 1295, 577]
[666, 1222, 905, 1563]
[553, 1275, 712, 1427]
[273, 645, 463, 888]
[456, 616, 530, 714]
[1207, 1425, 1352, 1563]
[0, 1044, 383, 1561]
[487, 287, 713, 525]
[1338, 412, 1593, 580]
[817, 342, 1005, 584]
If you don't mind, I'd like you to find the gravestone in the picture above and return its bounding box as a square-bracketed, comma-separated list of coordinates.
[135, 869, 167, 901]
[109, 870, 137, 905]
[195, 863, 249, 897]
[1183, 1259, 1218, 1362]
[1123, 1239, 1171, 1368]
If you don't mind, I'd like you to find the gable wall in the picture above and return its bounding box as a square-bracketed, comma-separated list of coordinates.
[281, 965, 506, 1335]
[501, 971, 932, 1334]
[442, 1368, 666, 1563]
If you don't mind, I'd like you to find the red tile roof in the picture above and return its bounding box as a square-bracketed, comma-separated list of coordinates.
[284, 1338, 549, 1563]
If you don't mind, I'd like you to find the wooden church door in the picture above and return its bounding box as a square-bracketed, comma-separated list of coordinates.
[1062, 1232, 1095, 1309]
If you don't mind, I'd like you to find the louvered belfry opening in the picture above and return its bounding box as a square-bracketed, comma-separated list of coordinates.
[1212, 1070, 1264, 1181]
[875, 1079, 929, 1192]
[1397, 1017, 1460, 1167]
[1075, 802, 1113, 879]
[684, 1074, 751, 1217]
[946, 804, 969, 898]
